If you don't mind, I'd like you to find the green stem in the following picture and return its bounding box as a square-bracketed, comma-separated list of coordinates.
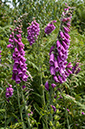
[16, 86, 25, 129]
[5, 103, 6, 129]
[65, 105, 70, 129]
[49, 88, 53, 129]
[21, 88, 31, 129]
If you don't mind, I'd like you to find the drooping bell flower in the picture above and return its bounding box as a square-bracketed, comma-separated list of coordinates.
[51, 83, 56, 88]
[45, 81, 49, 91]
[49, 53, 55, 65]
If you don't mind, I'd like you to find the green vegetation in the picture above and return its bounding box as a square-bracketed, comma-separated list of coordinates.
[0, 0, 85, 128]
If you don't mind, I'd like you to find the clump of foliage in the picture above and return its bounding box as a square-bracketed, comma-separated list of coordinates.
[0, 0, 85, 129]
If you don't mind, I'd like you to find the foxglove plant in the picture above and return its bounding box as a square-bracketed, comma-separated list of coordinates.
[49, 4, 74, 85]
[45, 5, 75, 118]
[7, 26, 28, 84]
[27, 20, 40, 46]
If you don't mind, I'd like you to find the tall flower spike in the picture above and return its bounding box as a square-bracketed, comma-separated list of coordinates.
[49, 4, 74, 85]
[27, 20, 40, 45]
[7, 26, 28, 84]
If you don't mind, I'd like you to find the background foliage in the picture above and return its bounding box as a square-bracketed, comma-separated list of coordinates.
[0, 0, 85, 128]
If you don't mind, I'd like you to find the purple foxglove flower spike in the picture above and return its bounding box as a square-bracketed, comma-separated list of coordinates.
[27, 20, 40, 45]
[48, 4, 74, 85]
[7, 26, 28, 84]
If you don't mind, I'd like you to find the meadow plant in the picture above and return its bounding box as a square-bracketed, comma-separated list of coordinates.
[7, 25, 31, 129]
[2, 2, 83, 129]
[27, 20, 40, 46]
[49, 4, 74, 85]
[7, 26, 28, 84]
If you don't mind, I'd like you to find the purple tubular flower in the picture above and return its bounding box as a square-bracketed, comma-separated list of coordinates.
[67, 69, 72, 74]
[59, 51, 65, 60]
[60, 31, 65, 39]
[22, 74, 28, 82]
[51, 105, 56, 112]
[45, 81, 49, 91]
[53, 76, 59, 83]
[64, 37, 70, 44]
[16, 75, 21, 84]
[49, 46, 54, 55]
[49, 53, 55, 65]
[7, 44, 14, 49]
[51, 83, 56, 88]
[45, 21, 56, 35]
[64, 32, 70, 39]
[64, 27, 70, 33]
[13, 64, 18, 73]
[58, 75, 63, 84]
[66, 62, 72, 68]
[54, 60, 59, 71]
[57, 56, 63, 66]
[59, 67, 64, 75]
[56, 40, 62, 51]
[27, 20, 40, 45]
[50, 66, 55, 75]
[62, 41, 69, 50]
